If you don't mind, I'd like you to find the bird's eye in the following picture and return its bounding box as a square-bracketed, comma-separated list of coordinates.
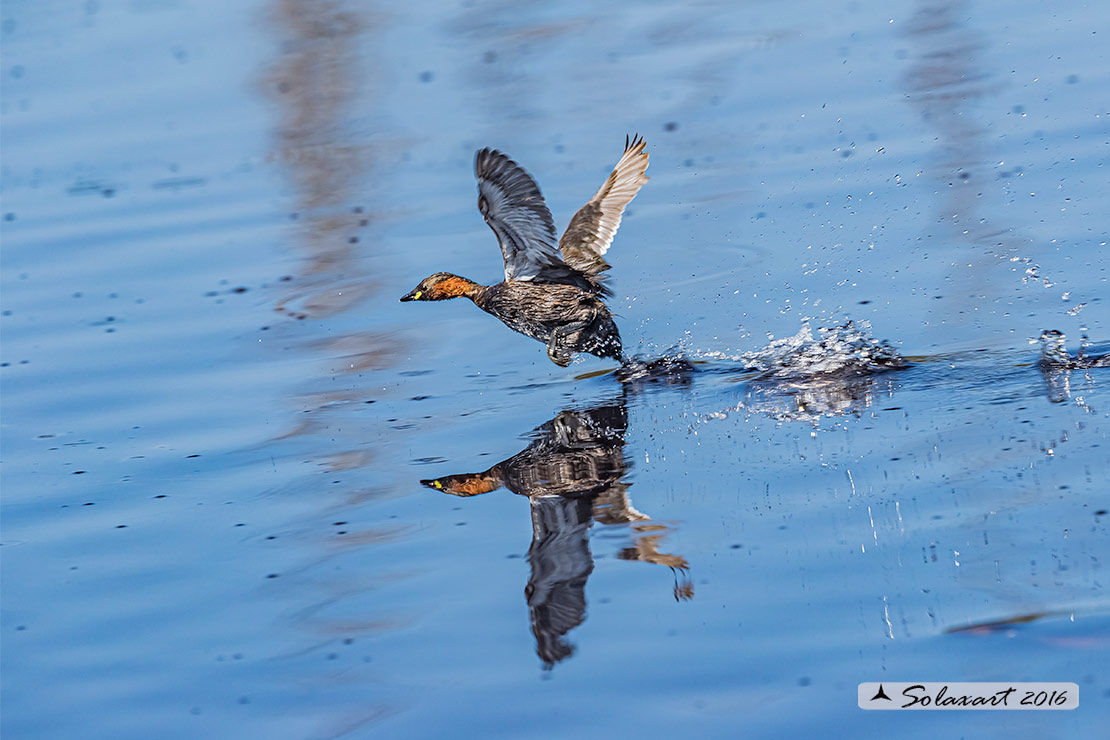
[478, 195, 488, 214]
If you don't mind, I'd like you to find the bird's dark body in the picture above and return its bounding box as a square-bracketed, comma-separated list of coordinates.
[475, 282, 623, 361]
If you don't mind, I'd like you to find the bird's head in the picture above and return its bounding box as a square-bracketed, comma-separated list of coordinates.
[399, 273, 478, 302]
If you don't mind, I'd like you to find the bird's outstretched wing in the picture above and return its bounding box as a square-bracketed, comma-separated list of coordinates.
[557, 135, 650, 294]
[475, 148, 568, 283]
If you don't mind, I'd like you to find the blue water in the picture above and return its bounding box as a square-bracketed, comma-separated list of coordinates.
[2, 0, 1108, 737]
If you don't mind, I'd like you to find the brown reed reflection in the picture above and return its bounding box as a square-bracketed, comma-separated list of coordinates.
[260, 0, 382, 320]
[423, 400, 691, 669]
[256, 5, 403, 732]
[902, 1, 1051, 310]
[259, 0, 404, 451]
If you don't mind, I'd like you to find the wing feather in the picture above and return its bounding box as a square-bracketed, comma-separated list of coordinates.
[558, 135, 650, 285]
[475, 148, 567, 283]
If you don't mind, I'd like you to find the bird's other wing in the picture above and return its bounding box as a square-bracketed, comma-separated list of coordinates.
[475, 148, 568, 283]
[557, 135, 650, 292]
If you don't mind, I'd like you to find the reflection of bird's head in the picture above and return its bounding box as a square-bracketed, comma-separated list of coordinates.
[421, 471, 501, 497]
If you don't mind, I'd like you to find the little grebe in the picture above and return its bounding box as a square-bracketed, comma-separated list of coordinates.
[400, 136, 650, 366]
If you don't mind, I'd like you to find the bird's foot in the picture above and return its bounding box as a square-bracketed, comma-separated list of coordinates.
[547, 322, 588, 367]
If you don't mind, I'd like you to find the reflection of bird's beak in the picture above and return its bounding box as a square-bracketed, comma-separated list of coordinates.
[399, 289, 418, 302]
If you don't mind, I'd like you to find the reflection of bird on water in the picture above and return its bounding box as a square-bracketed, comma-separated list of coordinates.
[423, 401, 690, 668]
[401, 136, 650, 366]
[1038, 329, 1110, 404]
[734, 373, 900, 423]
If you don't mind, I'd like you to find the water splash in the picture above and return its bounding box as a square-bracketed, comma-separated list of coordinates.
[615, 353, 698, 386]
[1038, 329, 1110, 370]
[740, 320, 908, 380]
[1037, 329, 1110, 406]
[1065, 302, 1087, 317]
[1012, 256, 1055, 288]
[701, 321, 907, 424]
[1037, 330, 1071, 367]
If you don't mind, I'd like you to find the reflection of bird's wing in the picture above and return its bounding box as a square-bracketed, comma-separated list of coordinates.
[475, 148, 568, 283]
[527, 496, 593, 666]
[557, 135, 650, 295]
